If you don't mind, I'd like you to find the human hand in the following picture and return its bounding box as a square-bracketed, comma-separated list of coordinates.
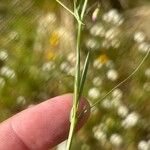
[0, 94, 90, 150]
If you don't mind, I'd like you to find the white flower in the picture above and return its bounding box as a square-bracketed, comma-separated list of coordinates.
[0, 77, 5, 88]
[60, 62, 69, 71]
[107, 69, 118, 81]
[67, 52, 76, 64]
[85, 38, 100, 49]
[88, 87, 100, 99]
[0, 66, 15, 79]
[93, 59, 103, 69]
[92, 125, 100, 133]
[60, 61, 71, 73]
[93, 124, 107, 143]
[110, 134, 123, 147]
[122, 112, 139, 128]
[9, 31, 19, 41]
[134, 31, 145, 43]
[102, 9, 124, 26]
[113, 16, 124, 26]
[92, 77, 102, 86]
[56, 27, 74, 42]
[112, 89, 123, 100]
[17, 96, 26, 106]
[138, 140, 149, 150]
[101, 98, 112, 109]
[105, 28, 118, 40]
[138, 42, 150, 53]
[42, 61, 55, 71]
[90, 24, 105, 37]
[111, 39, 120, 48]
[40, 13, 56, 28]
[107, 9, 122, 22]
[117, 105, 129, 118]
[0, 50, 8, 61]
[94, 129, 107, 142]
[145, 68, 150, 78]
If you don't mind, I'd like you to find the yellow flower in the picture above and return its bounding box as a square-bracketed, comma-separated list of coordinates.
[97, 54, 109, 64]
[45, 51, 56, 60]
[49, 32, 59, 47]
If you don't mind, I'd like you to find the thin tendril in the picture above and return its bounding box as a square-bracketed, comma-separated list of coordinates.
[90, 49, 150, 109]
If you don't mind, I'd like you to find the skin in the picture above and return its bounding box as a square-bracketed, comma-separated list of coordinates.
[0, 94, 90, 150]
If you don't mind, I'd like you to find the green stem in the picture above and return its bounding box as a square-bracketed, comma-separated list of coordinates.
[66, 21, 82, 150]
[66, 1, 88, 150]
[56, 0, 75, 17]
[80, 0, 88, 19]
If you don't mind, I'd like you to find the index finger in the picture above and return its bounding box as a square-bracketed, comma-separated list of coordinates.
[0, 94, 90, 150]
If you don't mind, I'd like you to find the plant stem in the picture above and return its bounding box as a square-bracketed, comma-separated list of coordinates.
[66, 0, 88, 149]
[66, 21, 82, 150]
[56, 0, 75, 16]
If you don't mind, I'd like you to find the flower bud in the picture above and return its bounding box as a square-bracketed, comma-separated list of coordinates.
[92, 7, 100, 22]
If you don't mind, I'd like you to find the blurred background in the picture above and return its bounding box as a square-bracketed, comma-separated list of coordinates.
[0, 0, 150, 150]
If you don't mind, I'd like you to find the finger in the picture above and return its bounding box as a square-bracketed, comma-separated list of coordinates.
[0, 94, 90, 150]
